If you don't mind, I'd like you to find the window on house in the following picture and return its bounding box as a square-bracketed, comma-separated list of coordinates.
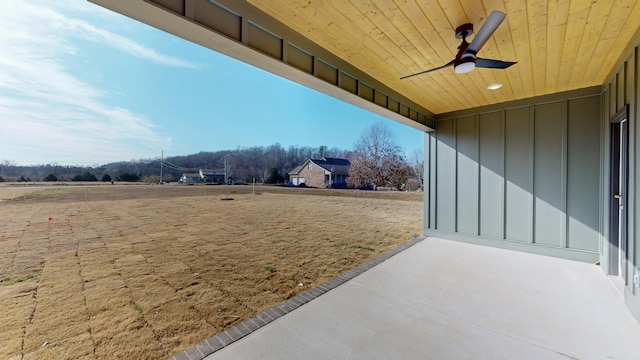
[308, 163, 312, 170]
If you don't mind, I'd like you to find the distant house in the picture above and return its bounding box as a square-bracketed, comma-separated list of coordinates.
[179, 173, 201, 184]
[199, 168, 225, 183]
[288, 157, 350, 188]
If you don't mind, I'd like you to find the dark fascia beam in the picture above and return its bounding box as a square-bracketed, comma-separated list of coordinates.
[88, 0, 435, 132]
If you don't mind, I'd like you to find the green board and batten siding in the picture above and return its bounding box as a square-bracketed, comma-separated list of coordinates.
[604, 45, 640, 320]
[424, 87, 603, 262]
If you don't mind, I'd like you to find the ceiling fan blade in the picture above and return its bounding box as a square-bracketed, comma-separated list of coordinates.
[400, 60, 455, 79]
[476, 58, 516, 69]
[466, 10, 505, 55]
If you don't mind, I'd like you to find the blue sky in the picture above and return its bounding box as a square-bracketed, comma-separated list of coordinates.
[0, 1, 424, 166]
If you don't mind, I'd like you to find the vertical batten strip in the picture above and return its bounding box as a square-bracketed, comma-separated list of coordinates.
[476, 114, 481, 236]
[501, 109, 507, 240]
[453, 117, 459, 233]
[601, 86, 610, 260]
[433, 130, 439, 230]
[634, 47, 640, 296]
[561, 100, 568, 249]
[425, 133, 431, 229]
[529, 105, 536, 244]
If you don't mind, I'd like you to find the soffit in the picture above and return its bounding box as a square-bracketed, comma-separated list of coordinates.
[248, 0, 640, 114]
[89, 0, 640, 118]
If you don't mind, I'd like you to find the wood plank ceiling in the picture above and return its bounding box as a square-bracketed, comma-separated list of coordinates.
[248, 0, 640, 114]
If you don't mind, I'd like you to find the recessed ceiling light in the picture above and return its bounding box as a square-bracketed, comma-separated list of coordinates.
[487, 83, 503, 90]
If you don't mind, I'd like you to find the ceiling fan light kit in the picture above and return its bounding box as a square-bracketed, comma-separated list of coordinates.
[455, 53, 476, 74]
[401, 10, 516, 79]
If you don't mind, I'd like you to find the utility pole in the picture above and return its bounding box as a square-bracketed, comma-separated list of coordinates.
[160, 150, 163, 184]
[224, 155, 227, 185]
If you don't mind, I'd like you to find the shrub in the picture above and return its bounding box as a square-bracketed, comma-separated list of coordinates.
[101, 173, 112, 182]
[43, 173, 58, 182]
[0, 175, 4, 182]
[264, 167, 284, 184]
[118, 172, 140, 182]
[71, 171, 97, 181]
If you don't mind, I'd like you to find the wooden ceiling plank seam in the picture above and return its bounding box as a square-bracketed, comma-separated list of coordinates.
[526, 0, 549, 96]
[585, 1, 639, 83]
[556, 5, 588, 93]
[394, 0, 453, 67]
[344, 2, 430, 70]
[545, 0, 570, 94]
[503, 0, 535, 99]
[567, 0, 615, 88]
[373, 0, 440, 68]
[296, 2, 371, 57]
[362, 1, 433, 70]
[249, 1, 340, 54]
[596, 2, 640, 84]
[570, 0, 615, 80]
[435, 0, 468, 30]
[320, 1, 412, 74]
[417, 1, 460, 54]
[393, 1, 458, 75]
[505, 1, 535, 98]
[365, 0, 451, 87]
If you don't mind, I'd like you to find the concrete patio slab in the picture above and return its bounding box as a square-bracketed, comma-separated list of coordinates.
[188, 237, 640, 359]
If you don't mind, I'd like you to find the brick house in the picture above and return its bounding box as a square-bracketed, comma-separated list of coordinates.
[288, 157, 350, 188]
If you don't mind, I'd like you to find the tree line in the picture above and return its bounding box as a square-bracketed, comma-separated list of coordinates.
[0, 144, 351, 184]
[0, 123, 424, 190]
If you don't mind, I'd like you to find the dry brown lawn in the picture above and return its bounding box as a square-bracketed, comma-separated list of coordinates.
[0, 184, 422, 359]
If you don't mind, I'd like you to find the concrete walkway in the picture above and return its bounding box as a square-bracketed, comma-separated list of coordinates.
[176, 237, 640, 359]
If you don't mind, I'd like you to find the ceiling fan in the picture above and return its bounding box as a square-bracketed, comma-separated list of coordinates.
[401, 10, 516, 79]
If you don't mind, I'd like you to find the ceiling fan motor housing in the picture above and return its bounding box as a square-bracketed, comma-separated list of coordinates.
[455, 23, 473, 40]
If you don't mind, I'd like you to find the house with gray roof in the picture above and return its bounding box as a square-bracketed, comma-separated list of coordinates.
[288, 157, 350, 188]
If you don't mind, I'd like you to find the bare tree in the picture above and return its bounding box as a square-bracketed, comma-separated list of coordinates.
[347, 122, 411, 190]
[409, 148, 424, 188]
[0, 160, 16, 177]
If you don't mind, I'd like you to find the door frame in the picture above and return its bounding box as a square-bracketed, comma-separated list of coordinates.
[609, 105, 629, 281]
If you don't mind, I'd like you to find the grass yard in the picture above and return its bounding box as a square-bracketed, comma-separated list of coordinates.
[0, 184, 422, 359]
